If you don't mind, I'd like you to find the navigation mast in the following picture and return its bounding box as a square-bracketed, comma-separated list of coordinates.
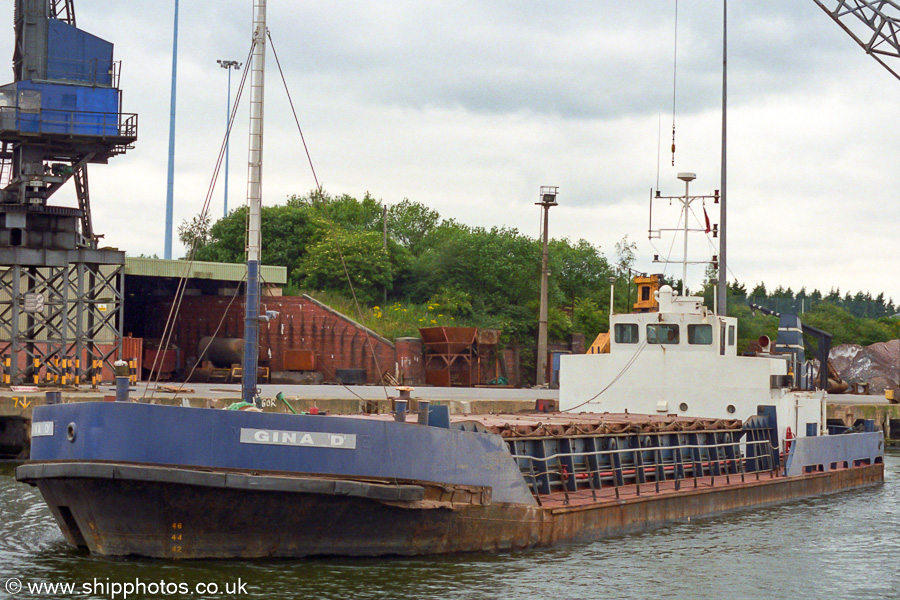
[242, 0, 266, 404]
[649, 174, 720, 296]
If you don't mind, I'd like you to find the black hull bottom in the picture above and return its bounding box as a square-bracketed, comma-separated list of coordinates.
[18, 460, 884, 559]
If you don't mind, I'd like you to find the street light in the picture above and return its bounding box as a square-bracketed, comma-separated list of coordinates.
[218, 59, 242, 218]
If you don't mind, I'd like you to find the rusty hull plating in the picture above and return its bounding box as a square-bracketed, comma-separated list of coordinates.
[16, 403, 885, 559]
[19, 460, 883, 559]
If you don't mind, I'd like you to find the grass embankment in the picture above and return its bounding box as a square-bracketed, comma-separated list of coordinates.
[302, 290, 470, 340]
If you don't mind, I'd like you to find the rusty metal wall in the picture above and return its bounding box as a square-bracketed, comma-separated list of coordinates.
[143, 295, 396, 384]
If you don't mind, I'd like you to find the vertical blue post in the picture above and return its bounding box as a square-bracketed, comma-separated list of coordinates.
[224, 67, 232, 218]
[242, 261, 259, 403]
[164, 0, 179, 260]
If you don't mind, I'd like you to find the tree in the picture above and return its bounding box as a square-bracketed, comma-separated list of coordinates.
[177, 212, 211, 258]
[386, 199, 440, 255]
[573, 297, 608, 342]
[401, 225, 542, 335]
[195, 205, 320, 280]
[289, 190, 383, 232]
[551, 238, 610, 311]
[297, 229, 401, 304]
[614, 235, 637, 276]
[750, 283, 767, 300]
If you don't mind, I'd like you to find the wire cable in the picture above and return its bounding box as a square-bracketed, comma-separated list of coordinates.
[140, 41, 255, 401]
[268, 30, 391, 401]
[561, 338, 650, 412]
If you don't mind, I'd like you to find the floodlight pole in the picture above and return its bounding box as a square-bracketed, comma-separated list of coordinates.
[535, 186, 558, 387]
[164, 0, 179, 260]
[218, 59, 242, 218]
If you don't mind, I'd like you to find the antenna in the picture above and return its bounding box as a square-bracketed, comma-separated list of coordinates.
[650, 173, 718, 296]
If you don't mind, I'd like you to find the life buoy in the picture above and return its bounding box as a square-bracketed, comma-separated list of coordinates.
[784, 426, 793, 455]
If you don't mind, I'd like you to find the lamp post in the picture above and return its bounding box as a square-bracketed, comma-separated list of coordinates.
[218, 59, 242, 218]
[535, 186, 558, 387]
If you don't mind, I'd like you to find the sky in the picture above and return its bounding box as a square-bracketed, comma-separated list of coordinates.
[3, 1, 899, 302]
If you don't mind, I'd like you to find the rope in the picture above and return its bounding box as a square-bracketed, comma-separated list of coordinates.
[267, 30, 320, 192]
[561, 337, 649, 412]
[140, 41, 255, 401]
[268, 30, 391, 401]
[255, 270, 371, 403]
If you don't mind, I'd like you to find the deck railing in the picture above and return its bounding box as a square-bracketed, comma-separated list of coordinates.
[0, 106, 138, 143]
[509, 433, 778, 505]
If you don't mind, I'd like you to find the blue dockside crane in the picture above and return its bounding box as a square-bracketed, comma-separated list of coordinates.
[0, 1, 137, 385]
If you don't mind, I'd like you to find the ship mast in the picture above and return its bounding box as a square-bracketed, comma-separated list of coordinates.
[717, 0, 728, 315]
[242, 0, 266, 404]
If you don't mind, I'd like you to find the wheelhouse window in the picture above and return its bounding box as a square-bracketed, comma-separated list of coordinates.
[728, 325, 735, 346]
[647, 323, 679, 344]
[614, 323, 639, 344]
[688, 324, 713, 345]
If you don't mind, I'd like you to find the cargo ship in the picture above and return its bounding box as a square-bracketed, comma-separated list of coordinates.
[14, 0, 884, 558]
[15, 276, 884, 558]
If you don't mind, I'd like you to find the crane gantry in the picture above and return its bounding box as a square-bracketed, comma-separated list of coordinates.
[812, 0, 900, 81]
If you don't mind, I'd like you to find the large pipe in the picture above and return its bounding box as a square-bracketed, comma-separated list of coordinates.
[198, 337, 244, 368]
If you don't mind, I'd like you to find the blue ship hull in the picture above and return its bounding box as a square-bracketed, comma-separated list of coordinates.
[16, 402, 885, 558]
[24, 402, 534, 505]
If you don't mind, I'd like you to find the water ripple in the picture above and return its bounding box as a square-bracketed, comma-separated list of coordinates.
[1, 454, 899, 600]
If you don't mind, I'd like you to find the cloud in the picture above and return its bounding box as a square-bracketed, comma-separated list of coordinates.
[0, 0, 897, 300]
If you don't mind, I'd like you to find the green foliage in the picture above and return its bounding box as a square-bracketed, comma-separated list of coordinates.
[289, 190, 384, 232]
[801, 303, 895, 346]
[195, 205, 320, 282]
[547, 306, 572, 341]
[177, 212, 211, 258]
[427, 287, 474, 317]
[297, 229, 404, 304]
[401, 224, 542, 336]
[573, 297, 608, 343]
[749, 282, 895, 319]
[188, 188, 895, 356]
[386, 199, 440, 254]
[367, 300, 465, 339]
[728, 303, 778, 353]
[551, 238, 611, 310]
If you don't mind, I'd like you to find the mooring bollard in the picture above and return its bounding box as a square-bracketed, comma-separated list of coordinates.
[417, 400, 430, 425]
[393, 399, 408, 422]
[114, 360, 130, 402]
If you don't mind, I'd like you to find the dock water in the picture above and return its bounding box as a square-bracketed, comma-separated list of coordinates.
[1, 453, 899, 599]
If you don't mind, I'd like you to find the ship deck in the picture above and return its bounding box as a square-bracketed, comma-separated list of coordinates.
[341, 410, 744, 436]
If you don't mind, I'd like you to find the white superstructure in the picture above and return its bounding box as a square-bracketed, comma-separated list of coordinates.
[559, 285, 824, 445]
